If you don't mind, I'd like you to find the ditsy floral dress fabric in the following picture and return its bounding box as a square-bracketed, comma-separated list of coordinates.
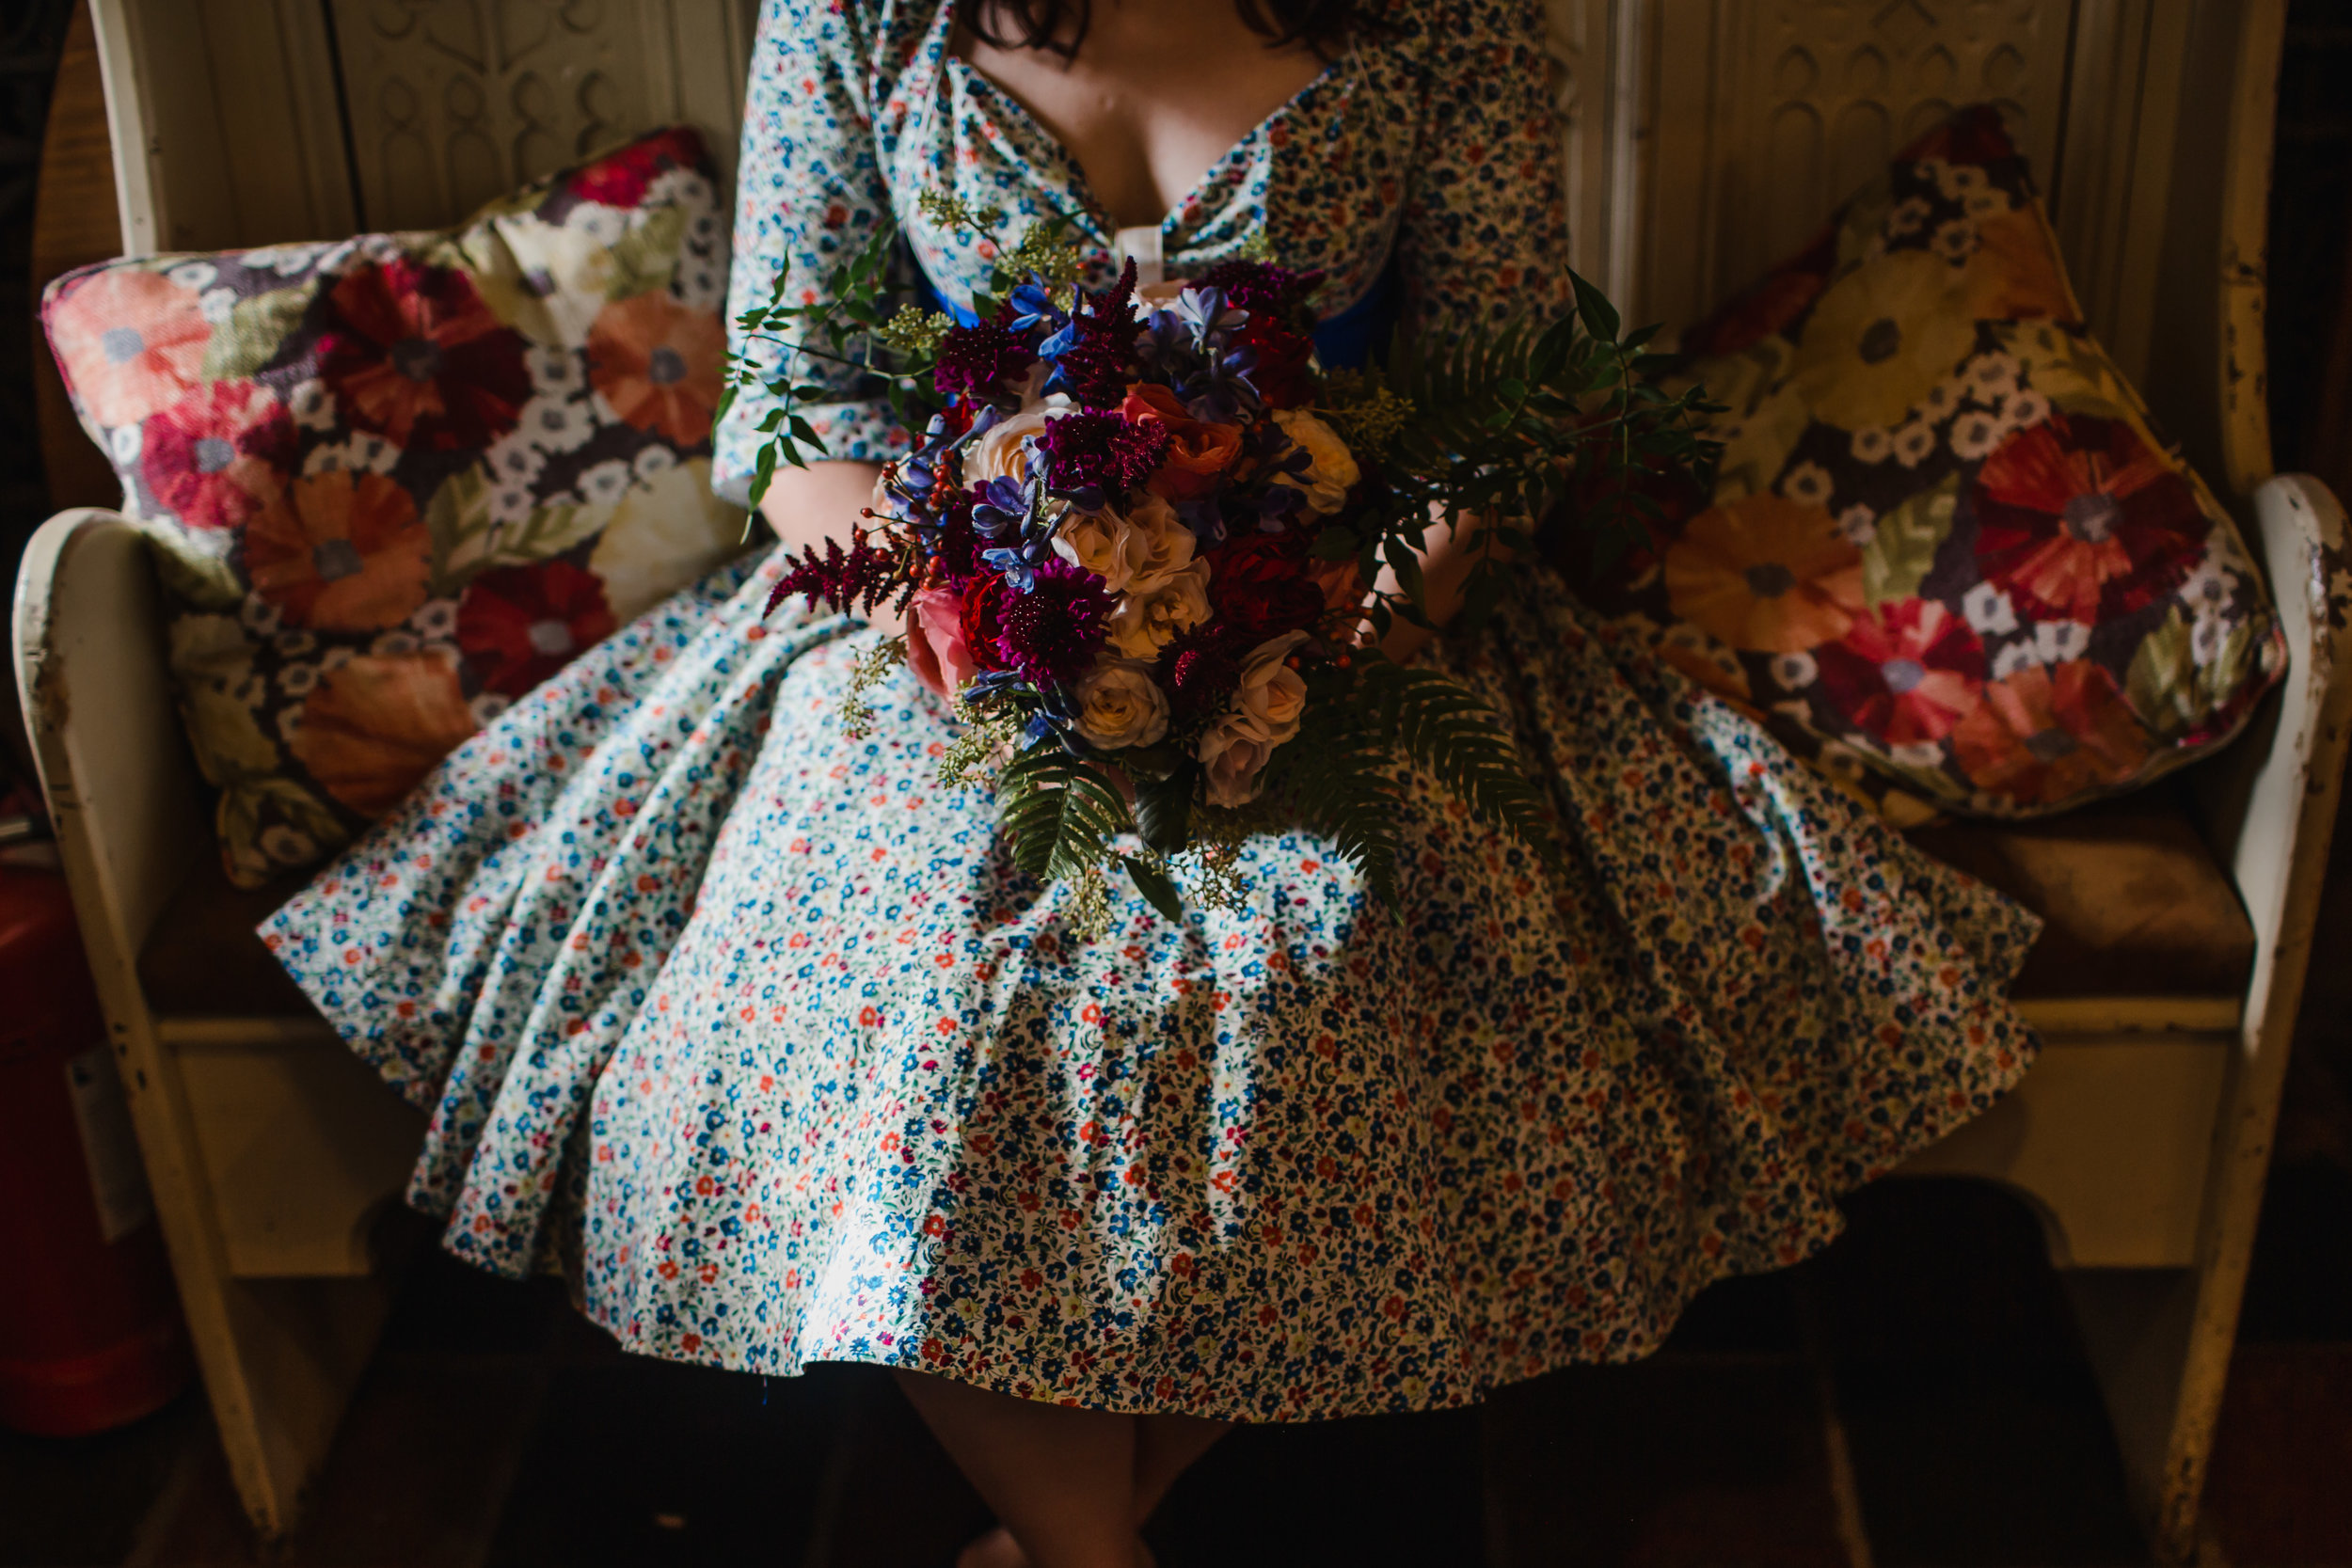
[265, 0, 2043, 1418]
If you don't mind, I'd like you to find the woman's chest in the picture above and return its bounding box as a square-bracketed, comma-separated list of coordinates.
[871, 2, 1429, 311]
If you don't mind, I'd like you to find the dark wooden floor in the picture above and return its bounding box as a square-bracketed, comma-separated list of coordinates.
[6, 1147, 2347, 1568]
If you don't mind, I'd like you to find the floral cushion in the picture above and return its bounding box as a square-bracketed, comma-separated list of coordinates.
[43, 126, 743, 886]
[1565, 106, 2286, 822]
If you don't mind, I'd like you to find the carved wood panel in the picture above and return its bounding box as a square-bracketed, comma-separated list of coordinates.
[328, 0, 755, 233]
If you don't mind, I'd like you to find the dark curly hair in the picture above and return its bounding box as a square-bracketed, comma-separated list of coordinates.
[956, 0, 1374, 60]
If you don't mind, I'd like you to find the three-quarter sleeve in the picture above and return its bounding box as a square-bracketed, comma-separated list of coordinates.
[1392, 0, 1573, 344]
[712, 0, 912, 506]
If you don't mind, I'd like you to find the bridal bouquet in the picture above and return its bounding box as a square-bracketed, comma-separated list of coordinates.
[721, 197, 1712, 926]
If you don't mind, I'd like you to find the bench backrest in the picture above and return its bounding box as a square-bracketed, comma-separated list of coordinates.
[89, 0, 2284, 502]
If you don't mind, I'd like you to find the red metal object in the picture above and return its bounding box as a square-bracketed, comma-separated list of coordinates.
[0, 863, 192, 1435]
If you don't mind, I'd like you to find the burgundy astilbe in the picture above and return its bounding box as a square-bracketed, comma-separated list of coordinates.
[995, 557, 1111, 685]
[1158, 626, 1242, 720]
[1051, 257, 1145, 405]
[1191, 261, 1327, 318]
[766, 535, 901, 618]
[1035, 409, 1168, 501]
[933, 309, 1037, 402]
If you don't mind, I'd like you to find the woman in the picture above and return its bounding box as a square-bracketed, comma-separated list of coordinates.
[263, 0, 2042, 1563]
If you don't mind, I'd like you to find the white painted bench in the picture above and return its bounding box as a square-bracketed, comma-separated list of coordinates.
[13, 2, 2346, 1559]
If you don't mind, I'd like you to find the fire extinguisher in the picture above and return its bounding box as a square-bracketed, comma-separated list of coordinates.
[0, 856, 193, 1435]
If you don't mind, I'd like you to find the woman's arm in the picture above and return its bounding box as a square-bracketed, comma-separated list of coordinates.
[713, 0, 912, 508]
[758, 458, 898, 633]
[1376, 0, 1568, 662]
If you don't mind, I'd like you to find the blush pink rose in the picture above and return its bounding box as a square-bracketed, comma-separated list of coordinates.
[904, 585, 978, 700]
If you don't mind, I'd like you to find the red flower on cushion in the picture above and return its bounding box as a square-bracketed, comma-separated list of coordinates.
[292, 653, 478, 816]
[455, 561, 617, 698]
[1973, 414, 2209, 624]
[1950, 659, 2150, 807]
[566, 126, 707, 208]
[587, 291, 725, 446]
[1896, 104, 2018, 170]
[1814, 600, 1986, 745]
[140, 381, 295, 531]
[318, 258, 532, 450]
[245, 469, 430, 631]
[46, 267, 212, 428]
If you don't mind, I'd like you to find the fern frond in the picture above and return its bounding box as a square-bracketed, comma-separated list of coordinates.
[1262, 713, 1408, 907]
[996, 740, 1136, 886]
[1352, 662, 1559, 873]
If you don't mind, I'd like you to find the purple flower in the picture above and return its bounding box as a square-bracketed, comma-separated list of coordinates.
[1191, 261, 1327, 318]
[995, 556, 1110, 685]
[1034, 409, 1168, 509]
[934, 310, 1037, 403]
[1043, 258, 1145, 406]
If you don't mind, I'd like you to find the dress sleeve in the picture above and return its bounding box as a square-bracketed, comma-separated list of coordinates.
[1391, 0, 1573, 345]
[712, 0, 912, 506]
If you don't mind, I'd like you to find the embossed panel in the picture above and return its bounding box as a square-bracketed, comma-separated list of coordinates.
[328, 0, 756, 231]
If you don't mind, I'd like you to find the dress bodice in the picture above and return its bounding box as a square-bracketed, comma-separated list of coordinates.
[714, 0, 1571, 503]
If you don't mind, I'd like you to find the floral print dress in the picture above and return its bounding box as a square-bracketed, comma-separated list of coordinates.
[262, 0, 2043, 1419]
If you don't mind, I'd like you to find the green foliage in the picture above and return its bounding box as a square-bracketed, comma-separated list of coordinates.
[997, 738, 1136, 886]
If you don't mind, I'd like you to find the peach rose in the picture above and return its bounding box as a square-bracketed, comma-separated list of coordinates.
[1235, 631, 1309, 742]
[1055, 491, 1196, 594]
[1121, 383, 1242, 503]
[904, 585, 977, 700]
[1197, 710, 1276, 808]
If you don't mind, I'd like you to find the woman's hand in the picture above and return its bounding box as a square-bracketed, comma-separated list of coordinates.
[1368, 510, 1514, 666]
[756, 458, 903, 637]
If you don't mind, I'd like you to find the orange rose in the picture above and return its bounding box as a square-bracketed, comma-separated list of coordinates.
[1121, 384, 1241, 503]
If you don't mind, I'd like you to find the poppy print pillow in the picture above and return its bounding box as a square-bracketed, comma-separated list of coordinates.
[43, 126, 743, 887]
[1567, 105, 2286, 822]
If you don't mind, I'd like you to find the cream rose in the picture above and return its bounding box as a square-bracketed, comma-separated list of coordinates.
[1073, 658, 1169, 750]
[1052, 508, 1144, 591]
[1105, 559, 1211, 659]
[1270, 407, 1360, 515]
[964, 397, 1065, 485]
[1197, 710, 1276, 807]
[1235, 630, 1310, 742]
[1120, 492, 1195, 594]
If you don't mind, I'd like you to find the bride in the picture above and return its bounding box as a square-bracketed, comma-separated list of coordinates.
[263, 0, 2042, 1563]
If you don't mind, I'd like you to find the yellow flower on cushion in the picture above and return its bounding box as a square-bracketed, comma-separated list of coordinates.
[589, 457, 746, 622]
[1791, 249, 1980, 430]
[1664, 494, 1867, 654]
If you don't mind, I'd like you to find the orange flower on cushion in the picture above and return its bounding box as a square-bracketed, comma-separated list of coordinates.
[587, 291, 725, 445]
[292, 653, 478, 816]
[1973, 414, 2208, 623]
[1815, 600, 1986, 745]
[1664, 493, 1867, 653]
[1963, 206, 2080, 325]
[1951, 660, 2149, 806]
[245, 469, 431, 631]
[46, 267, 212, 427]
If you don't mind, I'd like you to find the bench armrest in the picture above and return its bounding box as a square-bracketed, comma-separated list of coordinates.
[11, 506, 206, 1006]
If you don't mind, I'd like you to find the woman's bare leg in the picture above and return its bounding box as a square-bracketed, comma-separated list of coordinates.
[894, 1370, 1149, 1568]
[1133, 1413, 1233, 1524]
